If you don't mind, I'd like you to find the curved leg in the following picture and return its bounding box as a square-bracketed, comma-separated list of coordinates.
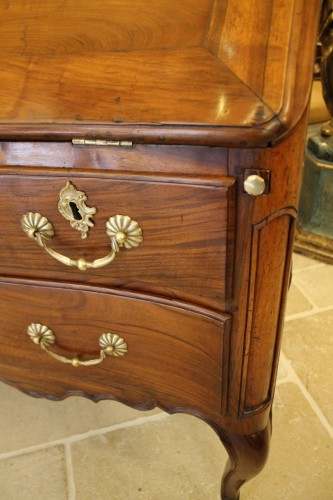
[215, 416, 272, 500]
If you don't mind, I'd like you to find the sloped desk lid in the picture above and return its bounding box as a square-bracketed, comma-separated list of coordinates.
[0, 0, 320, 147]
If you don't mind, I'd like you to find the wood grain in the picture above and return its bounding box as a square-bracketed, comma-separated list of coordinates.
[0, 0, 213, 55]
[219, 418, 271, 500]
[208, 0, 275, 98]
[0, 2, 321, 498]
[0, 142, 229, 176]
[225, 110, 310, 429]
[207, 0, 321, 136]
[241, 210, 296, 412]
[0, 0, 320, 148]
[0, 279, 229, 417]
[0, 48, 272, 127]
[0, 171, 235, 310]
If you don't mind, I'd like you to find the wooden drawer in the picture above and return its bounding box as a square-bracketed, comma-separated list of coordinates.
[0, 280, 230, 416]
[0, 171, 235, 309]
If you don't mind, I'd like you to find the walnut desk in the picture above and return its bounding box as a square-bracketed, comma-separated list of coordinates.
[0, 1, 320, 498]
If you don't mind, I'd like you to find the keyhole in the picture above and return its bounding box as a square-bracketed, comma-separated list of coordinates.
[69, 202, 82, 221]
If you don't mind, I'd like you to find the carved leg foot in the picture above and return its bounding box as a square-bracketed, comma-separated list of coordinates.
[216, 418, 272, 500]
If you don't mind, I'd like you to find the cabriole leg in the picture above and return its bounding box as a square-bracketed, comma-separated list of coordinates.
[216, 417, 271, 500]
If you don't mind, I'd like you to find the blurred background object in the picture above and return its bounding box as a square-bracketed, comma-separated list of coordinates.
[295, 0, 333, 262]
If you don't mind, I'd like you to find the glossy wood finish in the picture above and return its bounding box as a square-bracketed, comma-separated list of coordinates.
[0, 114, 311, 499]
[209, 0, 321, 140]
[0, 171, 235, 309]
[0, 0, 320, 147]
[0, 0, 212, 54]
[0, 1, 321, 498]
[0, 142, 229, 176]
[0, 279, 230, 415]
[224, 112, 310, 430]
[0, 49, 272, 127]
[219, 416, 272, 500]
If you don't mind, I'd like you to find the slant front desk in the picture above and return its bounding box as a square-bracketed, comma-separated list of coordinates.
[0, 1, 320, 498]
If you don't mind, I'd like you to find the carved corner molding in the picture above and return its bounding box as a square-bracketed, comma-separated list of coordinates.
[238, 208, 297, 418]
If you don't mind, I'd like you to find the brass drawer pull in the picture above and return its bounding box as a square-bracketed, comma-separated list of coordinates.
[27, 323, 128, 367]
[21, 213, 143, 271]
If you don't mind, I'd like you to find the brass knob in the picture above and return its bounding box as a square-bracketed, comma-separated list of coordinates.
[243, 175, 266, 196]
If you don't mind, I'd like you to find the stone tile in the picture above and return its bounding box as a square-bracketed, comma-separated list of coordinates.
[71, 384, 333, 500]
[243, 383, 333, 499]
[71, 413, 226, 499]
[0, 446, 67, 500]
[0, 382, 160, 453]
[276, 355, 288, 380]
[285, 283, 313, 317]
[292, 252, 321, 271]
[282, 310, 333, 426]
[292, 263, 333, 308]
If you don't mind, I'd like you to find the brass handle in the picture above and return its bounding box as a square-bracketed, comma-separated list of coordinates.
[27, 323, 128, 367]
[21, 213, 143, 271]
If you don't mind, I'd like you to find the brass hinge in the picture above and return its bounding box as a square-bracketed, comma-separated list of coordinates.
[72, 139, 133, 147]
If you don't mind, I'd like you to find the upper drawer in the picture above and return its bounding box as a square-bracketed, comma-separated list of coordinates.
[0, 172, 235, 310]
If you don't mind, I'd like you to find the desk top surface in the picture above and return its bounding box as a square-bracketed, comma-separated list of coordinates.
[0, 0, 320, 147]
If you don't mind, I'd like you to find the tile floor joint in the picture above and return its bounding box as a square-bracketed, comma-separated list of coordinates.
[0, 411, 170, 462]
[280, 351, 333, 438]
[65, 442, 76, 500]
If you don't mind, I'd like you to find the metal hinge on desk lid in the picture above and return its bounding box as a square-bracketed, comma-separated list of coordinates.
[72, 139, 133, 147]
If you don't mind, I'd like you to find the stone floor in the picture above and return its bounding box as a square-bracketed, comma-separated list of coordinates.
[0, 253, 332, 499]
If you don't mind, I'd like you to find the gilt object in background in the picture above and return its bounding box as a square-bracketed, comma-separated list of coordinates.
[295, 0, 333, 262]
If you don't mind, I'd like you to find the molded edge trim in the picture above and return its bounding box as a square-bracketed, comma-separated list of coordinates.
[0, 119, 284, 148]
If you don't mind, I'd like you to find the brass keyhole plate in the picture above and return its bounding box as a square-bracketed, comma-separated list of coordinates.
[58, 181, 97, 238]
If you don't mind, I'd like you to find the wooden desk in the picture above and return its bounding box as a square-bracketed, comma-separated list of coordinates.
[0, 1, 320, 498]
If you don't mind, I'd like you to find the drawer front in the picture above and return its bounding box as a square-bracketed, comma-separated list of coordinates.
[0, 280, 230, 415]
[0, 172, 235, 309]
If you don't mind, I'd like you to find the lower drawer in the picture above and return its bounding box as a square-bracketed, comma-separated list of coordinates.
[0, 280, 230, 416]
